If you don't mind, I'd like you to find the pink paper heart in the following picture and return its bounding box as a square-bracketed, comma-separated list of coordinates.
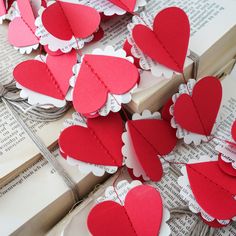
[59, 113, 124, 166]
[108, 0, 136, 13]
[132, 7, 190, 72]
[72, 54, 139, 114]
[174, 77, 222, 136]
[88, 185, 163, 236]
[8, 0, 38, 47]
[42, 1, 101, 40]
[13, 50, 77, 100]
[0, 0, 6, 16]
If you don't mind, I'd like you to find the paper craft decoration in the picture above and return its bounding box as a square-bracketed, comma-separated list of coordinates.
[83, 0, 146, 16]
[178, 156, 236, 227]
[35, 1, 100, 52]
[126, 7, 190, 78]
[8, 0, 39, 54]
[122, 110, 177, 181]
[215, 120, 236, 176]
[59, 112, 123, 176]
[71, 46, 139, 117]
[0, 0, 6, 23]
[13, 50, 77, 107]
[171, 77, 222, 145]
[59, 112, 124, 176]
[87, 180, 171, 236]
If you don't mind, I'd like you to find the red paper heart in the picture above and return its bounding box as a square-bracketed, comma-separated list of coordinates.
[218, 154, 236, 177]
[174, 77, 222, 136]
[108, 0, 136, 13]
[59, 113, 124, 166]
[13, 50, 77, 100]
[187, 161, 236, 220]
[232, 120, 236, 142]
[127, 119, 177, 181]
[73, 55, 139, 114]
[161, 98, 174, 122]
[132, 7, 190, 72]
[42, 1, 101, 40]
[8, 0, 38, 47]
[87, 185, 163, 236]
[199, 215, 230, 228]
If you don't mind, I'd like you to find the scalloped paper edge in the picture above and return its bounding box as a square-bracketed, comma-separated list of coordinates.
[96, 180, 171, 236]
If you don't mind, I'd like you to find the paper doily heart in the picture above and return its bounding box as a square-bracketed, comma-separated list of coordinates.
[14, 50, 77, 100]
[186, 161, 236, 220]
[174, 77, 222, 136]
[127, 119, 177, 181]
[108, 0, 136, 13]
[218, 154, 236, 177]
[59, 113, 124, 167]
[132, 7, 190, 72]
[72, 54, 139, 115]
[8, 0, 38, 47]
[42, 1, 101, 40]
[87, 185, 163, 236]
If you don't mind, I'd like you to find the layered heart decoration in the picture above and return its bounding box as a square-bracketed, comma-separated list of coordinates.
[35, 1, 101, 52]
[59, 112, 124, 176]
[86, 0, 146, 16]
[8, 0, 39, 54]
[172, 77, 222, 145]
[178, 156, 236, 227]
[0, 0, 6, 23]
[216, 120, 236, 176]
[88, 180, 171, 236]
[122, 110, 177, 181]
[71, 46, 139, 117]
[125, 7, 190, 78]
[13, 50, 77, 107]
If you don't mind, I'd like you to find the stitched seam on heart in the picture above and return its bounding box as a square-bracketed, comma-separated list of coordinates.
[188, 165, 235, 197]
[83, 59, 111, 92]
[56, 1, 77, 39]
[130, 122, 163, 157]
[88, 127, 120, 166]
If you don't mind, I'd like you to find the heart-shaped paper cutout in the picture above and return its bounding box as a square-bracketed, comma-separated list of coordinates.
[59, 113, 124, 166]
[14, 50, 77, 100]
[132, 7, 190, 72]
[127, 119, 177, 181]
[8, 0, 38, 47]
[174, 77, 222, 136]
[108, 0, 136, 13]
[187, 161, 236, 220]
[0, 0, 6, 16]
[42, 1, 101, 40]
[73, 54, 139, 114]
[87, 185, 163, 236]
[218, 154, 236, 177]
[161, 98, 174, 122]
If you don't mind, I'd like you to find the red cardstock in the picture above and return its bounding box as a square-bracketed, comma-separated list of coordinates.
[132, 7, 190, 72]
[108, 0, 136, 13]
[127, 119, 177, 181]
[218, 154, 236, 177]
[174, 77, 222, 136]
[13, 50, 77, 100]
[72, 54, 139, 115]
[161, 98, 174, 122]
[8, 0, 38, 47]
[43, 45, 64, 56]
[59, 113, 124, 166]
[42, 2, 101, 40]
[186, 161, 236, 220]
[87, 185, 163, 236]
[199, 215, 230, 228]
[232, 120, 236, 141]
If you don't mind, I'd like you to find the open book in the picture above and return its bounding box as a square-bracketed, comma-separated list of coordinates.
[0, 23, 73, 187]
[47, 74, 236, 236]
[81, 0, 236, 113]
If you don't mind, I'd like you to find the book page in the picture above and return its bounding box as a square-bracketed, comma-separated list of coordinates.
[0, 23, 72, 180]
[0, 146, 88, 236]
